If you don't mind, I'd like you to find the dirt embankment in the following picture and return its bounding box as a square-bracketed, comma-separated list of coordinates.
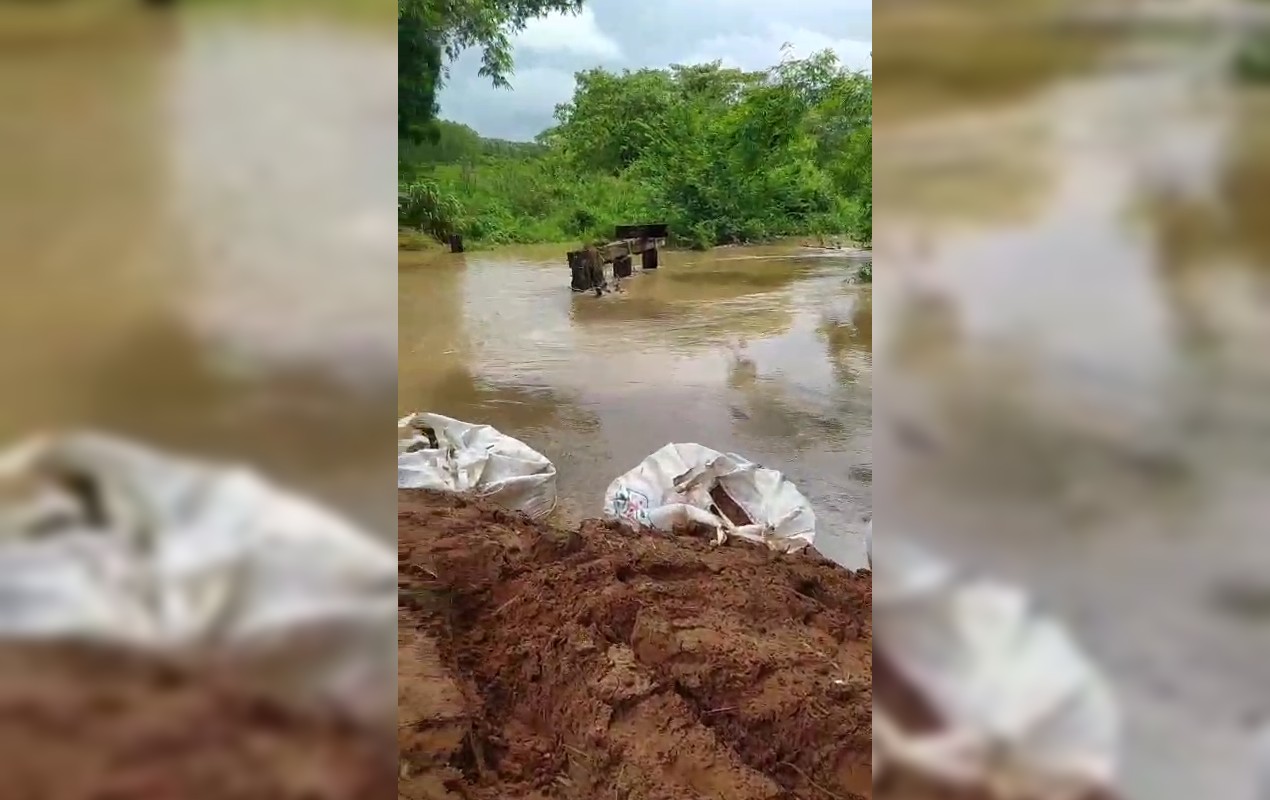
[398, 489, 873, 800]
[0, 642, 394, 800]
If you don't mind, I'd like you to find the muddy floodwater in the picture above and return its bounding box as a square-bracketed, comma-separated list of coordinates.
[0, 9, 396, 535]
[876, 1, 1270, 797]
[399, 244, 874, 568]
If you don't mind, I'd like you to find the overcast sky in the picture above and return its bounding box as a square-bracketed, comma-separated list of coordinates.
[435, 0, 871, 141]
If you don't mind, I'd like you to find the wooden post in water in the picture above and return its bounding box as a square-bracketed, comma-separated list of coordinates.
[585, 246, 605, 294]
[448, 234, 464, 253]
[642, 246, 659, 270]
[567, 250, 590, 292]
[614, 254, 633, 279]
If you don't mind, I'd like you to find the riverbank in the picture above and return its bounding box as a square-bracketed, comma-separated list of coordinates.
[399, 165, 870, 252]
[398, 490, 872, 800]
[398, 228, 444, 252]
[397, 229, 872, 256]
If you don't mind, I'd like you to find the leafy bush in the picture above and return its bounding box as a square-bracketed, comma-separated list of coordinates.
[398, 180, 462, 240]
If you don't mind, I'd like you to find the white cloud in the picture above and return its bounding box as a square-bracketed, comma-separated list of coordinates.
[436, 0, 871, 140]
[514, 8, 621, 60]
[441, 64, 579, 139]
[687, 24, 871, 74]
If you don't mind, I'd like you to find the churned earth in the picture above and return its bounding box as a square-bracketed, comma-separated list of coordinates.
[398, 490, 873, 800]
[0, 642, 394, 800]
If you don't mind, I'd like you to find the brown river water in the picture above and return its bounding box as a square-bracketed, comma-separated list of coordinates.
[0, 8, 397, 536]
[876, 1, 1270, 797]
[399, 244, 874, 569]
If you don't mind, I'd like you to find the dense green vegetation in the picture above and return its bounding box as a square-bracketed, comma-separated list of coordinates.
[402, 120, 545, 163]
[401, 51, 872, 249]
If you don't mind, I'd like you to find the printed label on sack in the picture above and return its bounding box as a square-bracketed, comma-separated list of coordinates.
[612, 486, 652, 527]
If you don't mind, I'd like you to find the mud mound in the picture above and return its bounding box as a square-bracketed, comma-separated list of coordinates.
[0, 642, 394, 800]
[398, 489, 873, 800]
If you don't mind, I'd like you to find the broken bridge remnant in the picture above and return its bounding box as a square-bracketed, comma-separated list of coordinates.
[568, 224, 668, 293]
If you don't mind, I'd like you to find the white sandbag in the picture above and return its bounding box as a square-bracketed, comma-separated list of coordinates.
[1254, 723, 1270, 800]
[397, 412, 557, 520]
[0, 432, 395, 721]
[603, 443, 815, 552]
[871, 533, 1120, 799]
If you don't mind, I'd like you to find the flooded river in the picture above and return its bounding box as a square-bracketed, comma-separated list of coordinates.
[399, 244, 874, 568]
[0, 7, 397, 535]
[10, 2, 1268, 795]
[876, 1, 1270, 797]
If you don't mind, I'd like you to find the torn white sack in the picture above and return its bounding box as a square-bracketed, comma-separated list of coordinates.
[397, 412, 557, 520]
[871, 532, 1121, 800]
[0, 432, 396, 722]
[602, 443, 815, 552]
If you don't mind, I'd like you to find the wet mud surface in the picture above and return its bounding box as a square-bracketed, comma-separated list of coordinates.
[398, 490, 872, 800]
[0, 642, 394, 800]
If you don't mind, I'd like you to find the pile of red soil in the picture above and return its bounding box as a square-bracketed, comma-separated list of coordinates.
[398, 490, 873, 800]
[0, 642, 394, 800]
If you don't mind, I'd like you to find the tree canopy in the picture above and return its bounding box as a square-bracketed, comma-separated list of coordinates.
[545, 50, 872, 245]
[398, 0, 583, 141]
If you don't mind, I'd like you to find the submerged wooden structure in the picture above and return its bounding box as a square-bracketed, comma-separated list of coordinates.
[568, 224, 668, 294]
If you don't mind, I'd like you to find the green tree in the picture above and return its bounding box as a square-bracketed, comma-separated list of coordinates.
[547, 51, 871, 246]
[398, 5, 443, 141]
[398, 0, 583, 141]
